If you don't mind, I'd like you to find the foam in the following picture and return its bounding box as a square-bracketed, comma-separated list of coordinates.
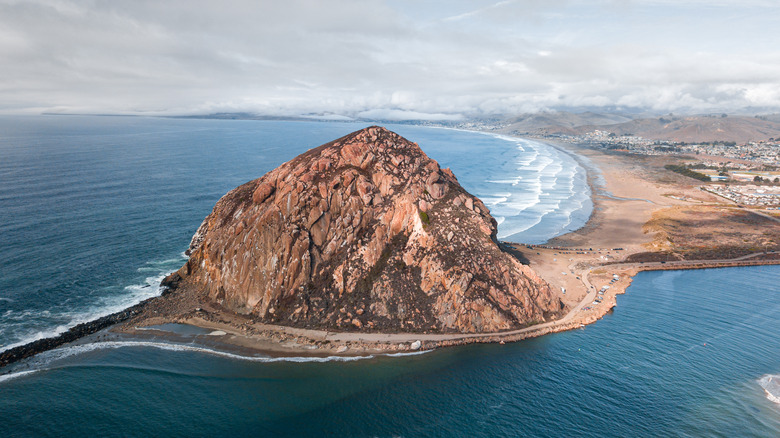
[501, 194, 542, 214]
[497, 205, 560, 239]
[5, 340, 362, 369]
[526, 156, 555, 174]
[384, 349, 431, 357]
[758, 374, 780, 404]
[497, 216, 541, 239]
[487, 178, 523, 185]
[479, 194, 511, 206]
[1, 323, 79, 353]
[0, 255, 188, 353]
[0, 369, 40, 384]
[47, 340, 383, 363]
[0, 340, 434, 384]
[140, 256, 188, 267]
[541, 161, 564, 178]
[468, 133, 592, 242]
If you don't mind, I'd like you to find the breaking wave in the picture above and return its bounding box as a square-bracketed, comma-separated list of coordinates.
[0, 254, 187, 353]
[0, 340, 433, 385]
[759, 374, 780, 404]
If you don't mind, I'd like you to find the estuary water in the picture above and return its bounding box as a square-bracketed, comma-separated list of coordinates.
[1, 116, 778, 437]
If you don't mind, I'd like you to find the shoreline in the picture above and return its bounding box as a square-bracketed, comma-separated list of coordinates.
[3, 134, 780, 369]
[94, 135, 780, 357]
[113, 251, 780, 360]
[4, 252, 777, 371]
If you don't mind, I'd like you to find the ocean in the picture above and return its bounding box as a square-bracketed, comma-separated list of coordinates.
[0, 116, 778, 436]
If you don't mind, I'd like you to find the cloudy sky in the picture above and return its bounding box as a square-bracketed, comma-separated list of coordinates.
[2, 0, 779, 118]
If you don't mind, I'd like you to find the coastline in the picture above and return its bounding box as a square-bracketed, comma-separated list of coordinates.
[3, 133, 780, 369]
[101, 135, 780, 357]
[104, 252, 780, 361]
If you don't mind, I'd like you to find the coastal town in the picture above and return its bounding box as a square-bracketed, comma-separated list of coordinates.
[544, 130, 780, 207]
[702, 184, 780, 207]
[561, 129, 780, 166]
[453, 115, 780, 170]
[453, 117, 780, 209]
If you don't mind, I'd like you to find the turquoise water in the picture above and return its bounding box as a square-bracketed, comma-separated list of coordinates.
[1, 116, 779, 436]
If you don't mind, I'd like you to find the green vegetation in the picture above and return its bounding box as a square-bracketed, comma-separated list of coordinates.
[751, 175, 780, 185]
[664, 164, 711, 181]
[418, 210, 430, 225]
[677, 140, 738, 147]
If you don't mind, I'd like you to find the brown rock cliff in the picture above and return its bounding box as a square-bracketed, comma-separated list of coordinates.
[168, 126, 563, 333]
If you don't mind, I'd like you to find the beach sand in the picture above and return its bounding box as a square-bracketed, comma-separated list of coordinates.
[111, 138, 780, 358]
[519, 141, 718, 310]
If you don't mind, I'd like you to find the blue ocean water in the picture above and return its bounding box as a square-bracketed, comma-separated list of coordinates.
[1, 116, 778, 436]
[1, 267, 778, 437]
[388, 127, 592, 242]
[0, 116, 589, 351]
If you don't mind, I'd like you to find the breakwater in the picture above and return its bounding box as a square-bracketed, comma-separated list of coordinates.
[0, 299, 151, 368]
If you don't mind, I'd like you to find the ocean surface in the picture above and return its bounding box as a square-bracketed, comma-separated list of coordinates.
[1, 116, 778, 436]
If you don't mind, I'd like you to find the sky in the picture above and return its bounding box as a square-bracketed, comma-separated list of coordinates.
[2, 0, 780, 118]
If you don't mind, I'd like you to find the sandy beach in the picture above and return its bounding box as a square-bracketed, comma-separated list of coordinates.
[99, 137, 780, 359]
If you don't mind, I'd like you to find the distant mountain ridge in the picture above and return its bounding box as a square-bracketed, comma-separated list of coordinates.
[500, 112, 780, 144]
[172, 110, 780, 144]
[502, 111, 633, 134]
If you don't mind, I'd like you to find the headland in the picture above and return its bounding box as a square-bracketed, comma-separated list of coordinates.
[109, 131, 780, 358]
[2, 127, 779, 368]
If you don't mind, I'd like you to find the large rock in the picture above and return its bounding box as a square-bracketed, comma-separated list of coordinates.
[171, 126, 562, 333]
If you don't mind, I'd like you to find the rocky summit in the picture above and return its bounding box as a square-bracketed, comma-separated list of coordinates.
[165, 126, 563, 333]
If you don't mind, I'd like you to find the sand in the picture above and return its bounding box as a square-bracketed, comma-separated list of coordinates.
[116, 138, 780, 358]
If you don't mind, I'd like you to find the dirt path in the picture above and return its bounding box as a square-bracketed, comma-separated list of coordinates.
[195, 250, 780, 349]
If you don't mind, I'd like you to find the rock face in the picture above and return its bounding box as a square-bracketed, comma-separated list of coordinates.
[170, 126, 562, 333]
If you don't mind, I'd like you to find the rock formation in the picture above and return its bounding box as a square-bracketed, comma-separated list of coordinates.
[165, 126, 563, 333]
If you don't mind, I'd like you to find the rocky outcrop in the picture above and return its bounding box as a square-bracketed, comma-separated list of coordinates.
[168, 126, 562, 333]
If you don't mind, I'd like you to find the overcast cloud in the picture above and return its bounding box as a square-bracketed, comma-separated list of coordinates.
[1, 0, 779, 117]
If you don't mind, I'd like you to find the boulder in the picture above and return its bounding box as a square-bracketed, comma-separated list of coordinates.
[171, 127, 562, 333]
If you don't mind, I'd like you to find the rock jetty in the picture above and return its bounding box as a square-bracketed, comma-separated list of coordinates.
[0, 300, 147, 368]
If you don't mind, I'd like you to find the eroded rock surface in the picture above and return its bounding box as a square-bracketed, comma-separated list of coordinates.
[167, 127, 562, 333]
